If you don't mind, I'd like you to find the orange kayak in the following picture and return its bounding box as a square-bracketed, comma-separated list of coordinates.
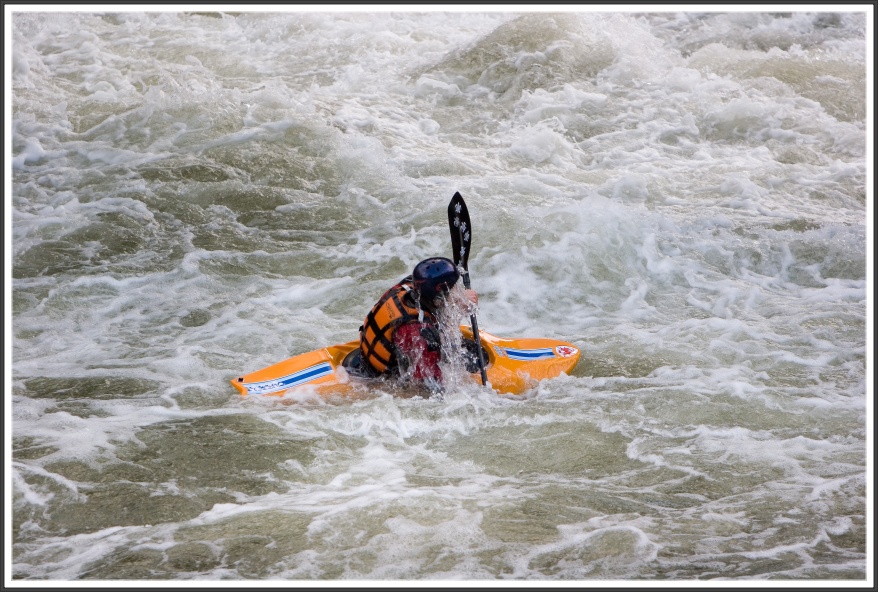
[231, 326, 580, 397]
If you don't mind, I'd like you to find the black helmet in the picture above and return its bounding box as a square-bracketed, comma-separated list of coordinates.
[413, 257, 459, 307]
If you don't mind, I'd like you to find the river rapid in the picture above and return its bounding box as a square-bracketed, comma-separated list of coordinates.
[7, 7, 872, 585]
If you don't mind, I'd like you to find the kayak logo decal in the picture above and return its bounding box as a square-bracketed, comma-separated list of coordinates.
[503, 347, 556, 361]
[555, 345, 578, 358]
[243, 362, 333, 395]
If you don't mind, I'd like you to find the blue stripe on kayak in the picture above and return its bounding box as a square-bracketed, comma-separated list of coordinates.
[504, 348, 556, 361]
[244, 362, 334, 395]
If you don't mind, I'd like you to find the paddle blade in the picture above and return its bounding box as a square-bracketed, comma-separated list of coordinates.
[447, 192, 472, 270]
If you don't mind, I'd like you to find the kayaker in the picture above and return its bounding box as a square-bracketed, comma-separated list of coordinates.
[357, 257, 478, 391]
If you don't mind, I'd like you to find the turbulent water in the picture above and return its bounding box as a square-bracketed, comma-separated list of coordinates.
[7, 8, 872, 583]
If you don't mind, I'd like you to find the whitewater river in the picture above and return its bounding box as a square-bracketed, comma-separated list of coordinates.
[7, 8, 872, 585]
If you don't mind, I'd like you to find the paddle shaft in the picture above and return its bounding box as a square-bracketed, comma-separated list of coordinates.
[460, 270, 488, 385]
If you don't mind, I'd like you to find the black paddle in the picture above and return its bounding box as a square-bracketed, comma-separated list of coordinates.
[448, 192, 488, 385]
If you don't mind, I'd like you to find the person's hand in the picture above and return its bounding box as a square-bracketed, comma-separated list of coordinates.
[464, 289, 478, 304]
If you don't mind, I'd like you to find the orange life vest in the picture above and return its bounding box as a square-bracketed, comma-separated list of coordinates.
[359, 278, 435, 374]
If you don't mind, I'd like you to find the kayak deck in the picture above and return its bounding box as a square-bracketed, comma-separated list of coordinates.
[231, 326, 580, 397]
